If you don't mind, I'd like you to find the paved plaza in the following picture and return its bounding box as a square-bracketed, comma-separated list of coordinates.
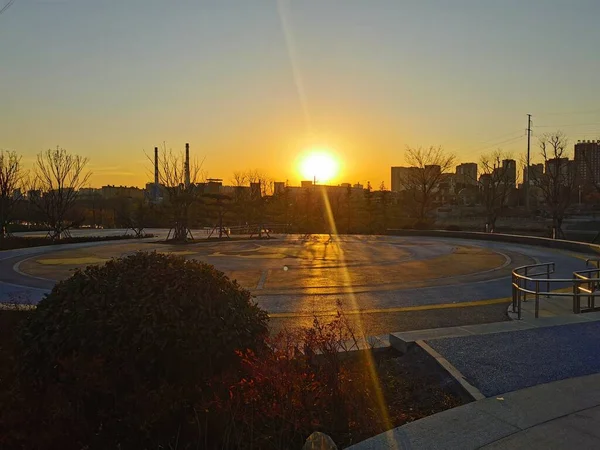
[4, 231, 600, 448]
[0, 232, 592, 335]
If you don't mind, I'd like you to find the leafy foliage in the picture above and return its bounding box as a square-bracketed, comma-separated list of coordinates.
[17, 252, 269, 449]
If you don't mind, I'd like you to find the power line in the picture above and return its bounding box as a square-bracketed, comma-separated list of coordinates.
[467, 133, 525, 157]
[538, 108, 600, 117]
[0, 0, 16, 16]
[536, 122, 600, 129]
[466, 130, 525, 149]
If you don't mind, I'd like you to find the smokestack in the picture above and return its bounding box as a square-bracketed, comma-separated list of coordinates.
[154, 146, 159, 201]
[185, 142, 190, 188]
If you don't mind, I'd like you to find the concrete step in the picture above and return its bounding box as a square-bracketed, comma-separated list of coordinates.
[389, 312, 600, 353]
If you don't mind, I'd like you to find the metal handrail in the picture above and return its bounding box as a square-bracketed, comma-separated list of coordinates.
[572, 268, 600, 313]
[586, 258, 600, 269]
[512, 262, 600, 319]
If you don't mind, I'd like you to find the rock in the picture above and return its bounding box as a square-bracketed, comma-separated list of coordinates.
[302, 431, 337, 450]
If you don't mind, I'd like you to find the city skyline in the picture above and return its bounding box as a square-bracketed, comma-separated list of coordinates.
[2, 1, 600, 187]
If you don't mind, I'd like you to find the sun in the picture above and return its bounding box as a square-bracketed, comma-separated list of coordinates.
[299, 149, 340, 184]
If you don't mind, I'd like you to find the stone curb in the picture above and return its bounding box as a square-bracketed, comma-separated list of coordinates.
[416, 339, 485, 401]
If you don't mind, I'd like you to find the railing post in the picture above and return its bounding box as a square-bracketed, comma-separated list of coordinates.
[573, 278, 580, 314]
[535, 279, 540, 318]
[546, 264, 550, 298]
[518, 283, 522, 320]
[512, 275, 516, 313]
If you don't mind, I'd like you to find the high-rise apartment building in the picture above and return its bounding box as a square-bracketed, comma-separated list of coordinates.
[574, 140, 600, 186]
[455, 163, 478, 187]
[523, 163, 544, 183]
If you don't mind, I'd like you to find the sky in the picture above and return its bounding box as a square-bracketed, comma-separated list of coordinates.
[2, 0, 600, 188]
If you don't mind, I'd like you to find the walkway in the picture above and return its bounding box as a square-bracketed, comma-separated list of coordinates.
[348, 372, 600, 449]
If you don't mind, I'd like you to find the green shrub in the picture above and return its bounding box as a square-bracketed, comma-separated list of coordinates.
[18, 251, 269, 449]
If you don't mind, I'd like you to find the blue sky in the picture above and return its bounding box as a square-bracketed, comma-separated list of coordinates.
[1, 0, 599, 187]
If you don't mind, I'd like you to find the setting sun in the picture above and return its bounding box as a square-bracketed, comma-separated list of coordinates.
[298, 150, 340, 184]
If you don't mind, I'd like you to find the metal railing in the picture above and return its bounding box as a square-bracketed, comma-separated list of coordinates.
[512, 261, 600, 319]
[512, 263, 557, 320]
[573, 268, 600, 314]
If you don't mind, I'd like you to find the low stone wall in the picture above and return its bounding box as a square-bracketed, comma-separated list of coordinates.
[386, 229, 600, 256]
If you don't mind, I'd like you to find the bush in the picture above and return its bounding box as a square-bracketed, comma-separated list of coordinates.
[445, 225, 462, 231]
[16, 252, 269, 449]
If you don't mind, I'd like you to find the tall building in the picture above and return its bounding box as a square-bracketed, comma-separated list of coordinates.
[545, 157, 573, 185]
[391, 166, 419, 192]
[455, 163, 478, 187]
[574, 140, 600, 186]
[523, 163, 544, 183]
[501, 159, 517, 187]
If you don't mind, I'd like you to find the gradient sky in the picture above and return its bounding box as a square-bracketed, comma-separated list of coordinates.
[2, 0, 600, 188]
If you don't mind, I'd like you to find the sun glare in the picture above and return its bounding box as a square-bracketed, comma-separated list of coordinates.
[299, 150, 340, 184]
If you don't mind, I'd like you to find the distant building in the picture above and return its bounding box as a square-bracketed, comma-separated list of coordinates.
[479, 173, 492, 188]
[78, 187, 102, 198]
[455, 163, 478, 187]
[101, 185, 144, 200]
[273, 181, 286, 195]
[574, 140, 600, 186]
[205, 179, 223, 195]
[523, 163, 544, 183]
[424, 165, 441, 177]
[250, 182, 262, 199]
[501, 159, 517, 187]
[301, 180, 314, 189]
[391, 166, 419, 192]
[545, 157, 574, 185]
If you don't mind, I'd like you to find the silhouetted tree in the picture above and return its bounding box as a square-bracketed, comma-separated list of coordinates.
[31, 147, 91, 240]
[0, 150, 26, 239]
[156, 144, 202, 242]
[401, 146, 456, 222]
[115, 197, 151, 238]
[533, 132, 574, 239]
[479, 150, 514, 233]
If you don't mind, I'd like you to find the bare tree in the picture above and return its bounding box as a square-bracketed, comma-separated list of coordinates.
[479, 150, 514, 233]
[31, 147, 91, 240]
[0, 150, 25, 240]
[231, 171, 249, 188]
[115, 197, 151, 238]
[533, 132, 574, 239]
[401, 146, 456, 221]
[156, 144, 202, 242]
[246, 169, 273, 237]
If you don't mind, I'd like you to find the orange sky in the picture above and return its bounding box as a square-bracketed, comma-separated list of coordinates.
[2, 1, 600, 188]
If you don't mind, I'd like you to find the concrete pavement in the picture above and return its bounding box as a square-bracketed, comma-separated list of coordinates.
[348, 372, 600, 450]
[1, 233, 595, 335]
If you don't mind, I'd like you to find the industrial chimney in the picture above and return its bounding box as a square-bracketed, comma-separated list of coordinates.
[154, 146, 159, 201]
[185, 142, 190, 188]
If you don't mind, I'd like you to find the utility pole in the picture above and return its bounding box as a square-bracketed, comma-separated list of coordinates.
[525, 114, 532, 211]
